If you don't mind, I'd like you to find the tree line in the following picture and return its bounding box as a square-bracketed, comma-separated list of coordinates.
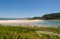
[28, 12, 60, 20]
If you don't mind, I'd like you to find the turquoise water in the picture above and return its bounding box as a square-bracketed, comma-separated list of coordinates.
[33, 20, 60, 27]
[3, 20, 60, 27]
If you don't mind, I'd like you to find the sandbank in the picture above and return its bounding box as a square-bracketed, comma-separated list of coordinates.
[0, 20, 43, 24]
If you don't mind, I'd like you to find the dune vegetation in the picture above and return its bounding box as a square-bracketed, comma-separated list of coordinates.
[0, 24, 60, 39]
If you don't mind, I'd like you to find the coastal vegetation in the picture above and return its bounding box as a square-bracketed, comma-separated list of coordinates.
[28, 17, 42, 20]
[0, 13, 60, 20]
[42, 13, 60, 20]
[28, 13, 60, 20]
[0, 25, 60, 39]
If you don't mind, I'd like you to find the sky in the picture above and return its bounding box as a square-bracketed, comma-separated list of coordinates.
[0, 0, 60, 18]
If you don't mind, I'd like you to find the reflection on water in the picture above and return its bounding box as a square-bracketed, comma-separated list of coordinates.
[1, 20, 60, 27]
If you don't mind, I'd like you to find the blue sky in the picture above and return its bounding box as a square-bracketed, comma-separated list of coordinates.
[0, 0, 60, 18]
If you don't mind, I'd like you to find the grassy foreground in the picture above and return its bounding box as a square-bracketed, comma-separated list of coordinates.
[0, 25, 60, 39]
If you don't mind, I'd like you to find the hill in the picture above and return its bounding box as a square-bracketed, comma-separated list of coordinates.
[42, 13, 60, 20]
[27, 13, 60, 20]
[0, 13, 60, 20]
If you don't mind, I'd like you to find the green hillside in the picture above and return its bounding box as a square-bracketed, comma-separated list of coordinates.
[28, 13, 60, 20]
[42, 13, 60, 20]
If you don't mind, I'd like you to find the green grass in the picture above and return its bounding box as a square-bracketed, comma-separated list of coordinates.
[0, 25, 60, 39]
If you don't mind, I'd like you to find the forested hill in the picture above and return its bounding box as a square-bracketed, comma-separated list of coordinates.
[27, 13, 60, 20]
[0, 13, 60, 20]
[42, 13, 60, 20]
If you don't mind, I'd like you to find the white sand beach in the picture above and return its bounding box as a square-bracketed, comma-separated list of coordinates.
[0, 20, 43, 24]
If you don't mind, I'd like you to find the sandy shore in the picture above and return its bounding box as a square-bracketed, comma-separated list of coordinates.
[0, 20, 43, 24]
